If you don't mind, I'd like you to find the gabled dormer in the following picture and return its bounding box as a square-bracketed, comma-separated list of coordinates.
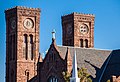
[39, 30, 66, 82]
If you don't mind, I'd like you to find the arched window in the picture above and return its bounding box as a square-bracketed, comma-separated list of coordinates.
[48, 76, 58, 82]
[30, 34, 33, 60]
[23, 34, 28, 60]
[25, 70, 29, 82]
[80, 39, 83, 47]
[85, 39, 88, 48]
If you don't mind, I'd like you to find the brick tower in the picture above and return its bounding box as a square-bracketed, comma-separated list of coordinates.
[5, 6, 40, 82]
[62, 12, 95, 48]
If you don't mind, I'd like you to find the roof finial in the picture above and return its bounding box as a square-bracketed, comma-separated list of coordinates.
[52, 29, 56, 40]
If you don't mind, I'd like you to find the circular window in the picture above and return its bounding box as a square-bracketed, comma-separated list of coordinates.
[80, 24, 89, 34]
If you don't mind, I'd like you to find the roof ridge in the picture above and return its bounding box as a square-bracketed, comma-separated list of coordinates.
[57, 45, 112, 51]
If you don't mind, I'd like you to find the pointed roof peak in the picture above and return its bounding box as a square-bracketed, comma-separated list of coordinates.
[38, 53, 43, 62]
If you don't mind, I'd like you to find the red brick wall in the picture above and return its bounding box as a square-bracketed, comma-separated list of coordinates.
[5, 6, 40, 82]
[62, 13, 95, 48]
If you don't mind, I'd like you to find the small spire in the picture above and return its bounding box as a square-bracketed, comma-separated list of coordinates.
[70, 50, 80, 82]
[52, 29, 56, 40]
[72, 50, 78, 78]
[38, 53, 43, 62]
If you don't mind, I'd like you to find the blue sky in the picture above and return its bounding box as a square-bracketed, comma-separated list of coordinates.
[0, 0, 120, 82]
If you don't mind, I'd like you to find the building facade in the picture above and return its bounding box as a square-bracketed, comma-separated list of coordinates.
[62, 13, 94, 48]
[5, 6, 40, 82]
[5, 6, 120, 82]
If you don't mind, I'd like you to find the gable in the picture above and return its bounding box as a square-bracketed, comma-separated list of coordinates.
[43, 42, 65, 67]
[39, 41, 66, 82]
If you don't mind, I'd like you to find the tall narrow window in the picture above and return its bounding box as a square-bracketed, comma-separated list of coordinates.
[25, 70, 29, 82]
[30, 35, 33, 60]
[13, 34, 15, 60]
[11, 70, 14, 82]
[11, 35, 13, 60]
[52, 54, 55, 61]
[9, 35, 12, 60]
[23, 34, 28, 60]
[85, 39, 88, 48]
[51, 54, 54, 61]
[27, 72, 29, 81]
[80, 39, 83, 47]
[11, 34, 15, 60]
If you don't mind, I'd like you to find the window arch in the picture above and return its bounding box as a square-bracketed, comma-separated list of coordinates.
[47, 76, 58, 82]
[23, 34, 28, 60]
[80, 39, 83, 47]
[85, 39, 88, 48]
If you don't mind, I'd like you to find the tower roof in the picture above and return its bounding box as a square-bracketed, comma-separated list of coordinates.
[5, 6, 40, 12]
[61, 12, 95, 18]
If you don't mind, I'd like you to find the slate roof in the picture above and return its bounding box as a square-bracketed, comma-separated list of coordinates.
[101, 49, 120, 82]
[57, 45, 112, 82]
